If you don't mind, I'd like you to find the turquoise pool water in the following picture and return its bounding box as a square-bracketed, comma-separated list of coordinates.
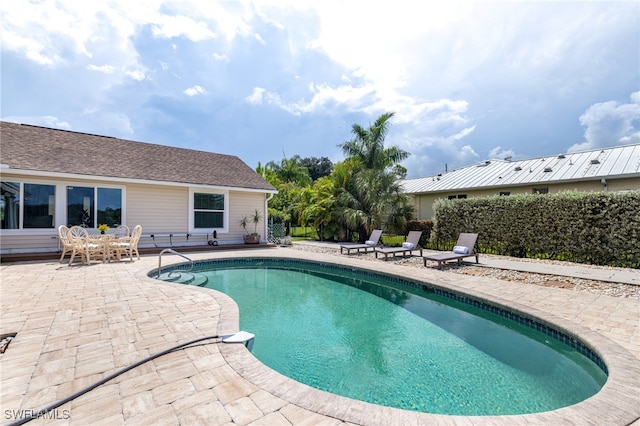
[187, 259, 606, 415]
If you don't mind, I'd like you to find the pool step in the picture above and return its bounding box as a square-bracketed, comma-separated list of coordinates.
[158, 272, 208, 286]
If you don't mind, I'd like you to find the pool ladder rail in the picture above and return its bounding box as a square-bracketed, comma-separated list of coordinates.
[156, 249, 209, 286]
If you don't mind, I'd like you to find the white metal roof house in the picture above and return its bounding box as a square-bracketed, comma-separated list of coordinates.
[402, 143, 640, 220]
[0, 121, 277, 254]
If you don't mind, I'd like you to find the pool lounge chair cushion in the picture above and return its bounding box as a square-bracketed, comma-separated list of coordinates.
[423, 233, 479, 269]
[340, 229, 383, 254]
[453, 245, 468, 254]
[374, 231, 423, 260]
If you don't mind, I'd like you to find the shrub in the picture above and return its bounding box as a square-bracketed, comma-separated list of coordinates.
[430, 191, 640, 268]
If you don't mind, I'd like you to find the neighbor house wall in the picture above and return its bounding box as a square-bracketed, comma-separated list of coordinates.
[411, 176, 640, 220]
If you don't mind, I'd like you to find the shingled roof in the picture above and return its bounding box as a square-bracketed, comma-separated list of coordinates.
[0, 121, 276, 192]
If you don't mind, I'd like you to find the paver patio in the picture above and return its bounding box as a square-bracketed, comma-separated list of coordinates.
[1, 247, 638, 425]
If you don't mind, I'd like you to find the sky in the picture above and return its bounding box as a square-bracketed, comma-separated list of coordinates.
[1, 1, 639, 179]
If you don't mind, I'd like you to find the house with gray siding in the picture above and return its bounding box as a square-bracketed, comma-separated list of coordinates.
[0, 121, 277, 254]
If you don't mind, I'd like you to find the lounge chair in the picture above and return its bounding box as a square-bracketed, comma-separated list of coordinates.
[339, 229, 383, 255]
[423, 233, 479, 269]
[374, 230, 423, 260]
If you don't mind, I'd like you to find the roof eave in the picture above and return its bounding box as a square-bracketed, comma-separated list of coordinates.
[0, 168, 277, 193]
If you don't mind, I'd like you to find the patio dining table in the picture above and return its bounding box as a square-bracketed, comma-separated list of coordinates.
[88, 233, 115, 262]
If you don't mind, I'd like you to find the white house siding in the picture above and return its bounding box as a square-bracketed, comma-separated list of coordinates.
[124, 183, 188, 249]
[130, 187, 268, 248]
[127, 186, 269, 248]
[0, 174, 271, 253]
[126, 183, 187, 232]
[0, 173, 126, 253]
[412, 177, 640, 220]
[229, 191, 268, 243]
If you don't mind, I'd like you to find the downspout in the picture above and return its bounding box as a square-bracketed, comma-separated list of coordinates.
[264, 192, 274, 243]
[601, 178, 608, 193]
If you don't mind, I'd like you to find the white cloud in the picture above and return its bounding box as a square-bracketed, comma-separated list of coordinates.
[184, 85, 207, 96]
[87, 64, 115, 73]
[213, 53, 230, 62]
[245, 87, 286, 108]
[80, 111, 134, 136]
[569, 91, 640, 152]
[125, 69, 146, 81]
[488, 146, 516, 161]
[245, 87, 266, 105]
[2, 115, 71, 130]
[1, 31, 63, 66]
[151, 15, 215, 41]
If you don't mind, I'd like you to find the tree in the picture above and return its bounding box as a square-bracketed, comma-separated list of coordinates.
[266, 155, 312, 186]
[298, 176, 341, 240]
[300, 156, 333, 181]
[333, 112, 414, 241]
[260, 155, 311, 236]
[338, 112, 409, 172]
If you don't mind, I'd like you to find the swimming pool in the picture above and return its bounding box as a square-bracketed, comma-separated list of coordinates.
[156, 257, 607, 416]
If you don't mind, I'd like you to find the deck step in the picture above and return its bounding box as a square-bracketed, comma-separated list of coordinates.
[158, 271, 208, 286]
[158, 272, 194, 284]
[191, 273, 209, 286]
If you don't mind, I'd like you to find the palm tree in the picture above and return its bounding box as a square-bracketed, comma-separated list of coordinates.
[338, 112, 409, 171]
[267, 155, 312, 186]
[335, 112, 414, 241]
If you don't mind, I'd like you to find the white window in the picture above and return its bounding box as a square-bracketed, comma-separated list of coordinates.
[190, 189, 228, 232]
[66, 186, 123, 227]
[1, 181, 56, 229]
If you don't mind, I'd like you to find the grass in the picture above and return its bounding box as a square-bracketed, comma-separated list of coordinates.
[289, 227, 407, 247]
[290, 226, 316, 241]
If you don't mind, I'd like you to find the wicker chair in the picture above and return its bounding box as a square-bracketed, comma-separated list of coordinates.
[58, 225, 74, 263]
[114, 225, 130, 238]
[68, 226, 104, 264]
[110, 225, 143, 261]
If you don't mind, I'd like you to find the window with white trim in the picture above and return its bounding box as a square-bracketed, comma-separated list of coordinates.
[1, 181, 56, 229]
[67, 186, 122, 227]
[193, 192, 224, 228]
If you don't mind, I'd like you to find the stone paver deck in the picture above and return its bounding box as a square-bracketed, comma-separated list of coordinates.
[1, 248, 639, 425]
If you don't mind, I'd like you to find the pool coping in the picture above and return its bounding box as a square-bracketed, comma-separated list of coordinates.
[157, 250, 640, 425]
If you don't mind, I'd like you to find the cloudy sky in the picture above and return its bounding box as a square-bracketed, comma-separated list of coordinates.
[2, 1, 639, 178]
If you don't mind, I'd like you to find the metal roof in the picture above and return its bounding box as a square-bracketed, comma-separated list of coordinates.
[401, 144, 640, 194]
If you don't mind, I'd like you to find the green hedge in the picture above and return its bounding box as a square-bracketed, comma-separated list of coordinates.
[430, 191, 640, 268]
[381, 220, 434, 247]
